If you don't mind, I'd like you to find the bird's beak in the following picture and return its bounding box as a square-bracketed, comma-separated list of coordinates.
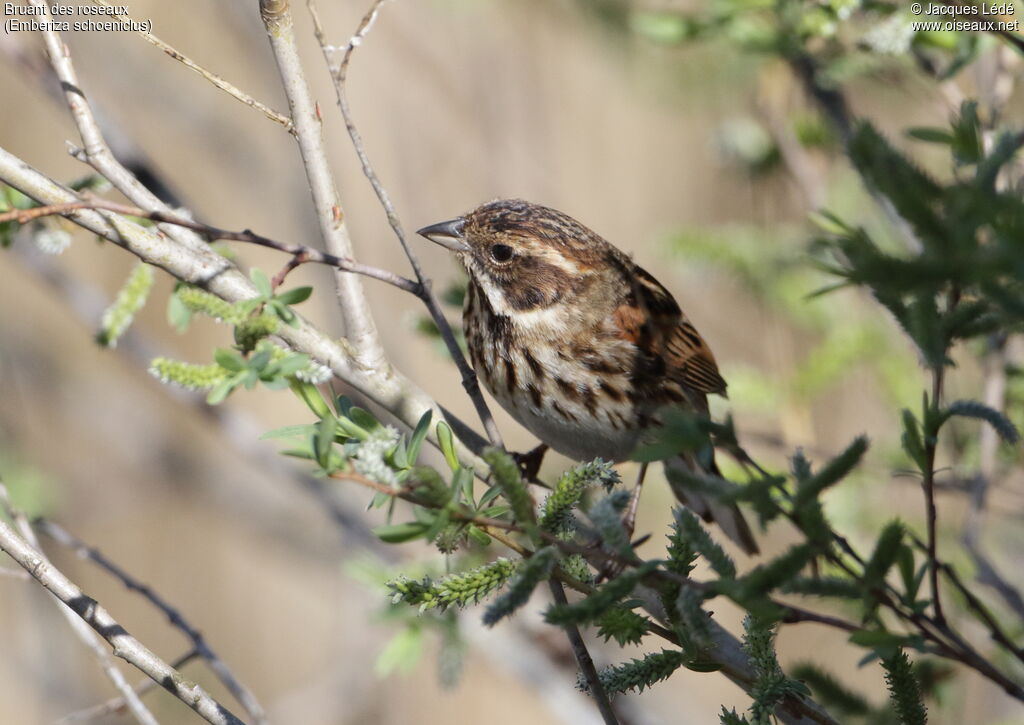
[416, 217, 470, 254]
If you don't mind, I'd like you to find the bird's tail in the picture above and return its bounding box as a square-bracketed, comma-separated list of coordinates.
[665, 453, 759, 556]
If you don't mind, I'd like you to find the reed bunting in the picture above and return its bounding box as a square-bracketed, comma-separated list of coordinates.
[418, 199, 758, 554]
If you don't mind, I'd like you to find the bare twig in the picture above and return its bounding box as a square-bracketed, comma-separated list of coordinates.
[0, 484, 159, 725]
[0, 199, 422, 295]
[307, 0, 505, 449]
[57, 650, 201, 724]
[88, 0, 294, 132]
[36, 519, 268, 725]
[0, 482, 241, 725]
[0, 514, 245, 725]
[27, 0, 213, 258]
[548, 579, 620, 725]
[924, 366, 947, 626]
[258, 0, 386, 371]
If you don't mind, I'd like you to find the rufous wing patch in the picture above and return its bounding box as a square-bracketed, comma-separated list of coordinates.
[665, 321, 727, 395]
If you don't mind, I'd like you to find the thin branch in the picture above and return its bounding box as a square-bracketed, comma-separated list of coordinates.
[57, 650, 201, 725]
[0, 145, 490, 476]
[0, 513, 245, 725]
[0, 484, 159, 725]
[924, 365, 947, 626]
[307, 0, 505, 449]
[0, 199, 422, 295]
[35, 519, 268, 725]
[258, 0, 386, 372]
[548, 579, 620, 725]
[27, 0, 213, 258]
[88, 0, 294, 132]
[0, 482, 235, 725]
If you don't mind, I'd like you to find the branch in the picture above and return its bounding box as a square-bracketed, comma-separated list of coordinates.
[258, 0, 386, 371]
[0, 199, 422, 295]
[307, 0, 505, 449]
[0, 144, 489, 470]
[0, 484, 244, 725]
[57, 650, 200, 725]
[27, 0, 214, 258]
[88, 0, 294, 132]
[36, 519, 268, 725]
[548, 578, 620, 725]
[0, 484, 159, 725]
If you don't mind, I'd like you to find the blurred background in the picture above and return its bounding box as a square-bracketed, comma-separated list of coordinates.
[1, 0, 1022, 723]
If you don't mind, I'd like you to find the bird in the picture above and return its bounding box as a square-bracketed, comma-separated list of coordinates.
[417, 198, 758, 555]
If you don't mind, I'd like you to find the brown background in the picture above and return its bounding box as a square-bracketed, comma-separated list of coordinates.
[0, 1, 1020, 723]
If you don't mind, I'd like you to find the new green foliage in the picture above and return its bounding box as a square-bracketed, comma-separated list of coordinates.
[581, 650, 688, 696]
[96, 262, 154, 348]
[882, 650, 928, 725]
[483, 547, 557, 626]
[388, 558, 518, 612]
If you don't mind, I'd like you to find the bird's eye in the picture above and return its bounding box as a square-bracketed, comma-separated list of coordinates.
[489, 244, 514, 263]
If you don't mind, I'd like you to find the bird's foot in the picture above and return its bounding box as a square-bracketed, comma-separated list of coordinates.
[512, 443, 549, 482]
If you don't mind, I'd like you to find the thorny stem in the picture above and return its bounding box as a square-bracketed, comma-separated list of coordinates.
[307, 0, 505, 450]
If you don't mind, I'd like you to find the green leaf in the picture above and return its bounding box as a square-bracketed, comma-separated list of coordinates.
[437, 422, 459, 471]
[290, 380, 331, 418]
[407, 410, 432, 465]
[349, 406, 381, 433]
[275, 353, 311, 377]
[260, 424, 317, 440]
[248, 348, 272, 372]
[793, 436, 868, 508]
[906, 127, 954, 145]
[373, 521, 430, 543]
[214, 348, 245, 372]
[375, 625, 424, 676]
[250, 267, 273, 297]
[275, 286, 313, 305]
[314, 415, 337, 470]
[206, 377, 237, 405]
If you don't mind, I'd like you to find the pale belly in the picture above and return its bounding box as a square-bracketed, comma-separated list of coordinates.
[500, 391, 642, 462]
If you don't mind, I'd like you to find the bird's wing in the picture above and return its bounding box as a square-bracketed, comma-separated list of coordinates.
[618, 263, 727, 397]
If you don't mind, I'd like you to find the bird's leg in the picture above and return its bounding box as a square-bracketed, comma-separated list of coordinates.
[622, 462, 648, 540]
[513, 443, 549, 482]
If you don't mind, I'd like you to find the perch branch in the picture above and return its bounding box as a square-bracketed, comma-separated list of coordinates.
[307, 0, 505, 448]
[258, 0, 386, 371]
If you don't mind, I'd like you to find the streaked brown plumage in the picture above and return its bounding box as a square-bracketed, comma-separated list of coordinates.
[418, 199, 757, 554]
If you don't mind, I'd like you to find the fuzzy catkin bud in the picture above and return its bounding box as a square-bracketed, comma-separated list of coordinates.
[97, 263, 154, 348]
[149, 358, 229, 390]
[175, 286, 247, 324]
[389, 558, 517, 612]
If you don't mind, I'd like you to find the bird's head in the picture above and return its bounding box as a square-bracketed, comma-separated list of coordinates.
[417, 198, 610, 314]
